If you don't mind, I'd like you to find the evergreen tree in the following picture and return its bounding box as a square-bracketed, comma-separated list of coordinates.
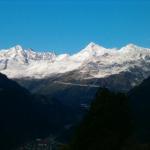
[68, 88, 133, 150]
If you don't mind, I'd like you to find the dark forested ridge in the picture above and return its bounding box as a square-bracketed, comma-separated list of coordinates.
[1, 72, 150, 150]
[128, 76, 150, 142]
[62, 88, 133, 150]
[0, 73, 52, 150]
[0, 73, 36, 149]
[61, 77, 150, 150]
[0, 73, 74, 150]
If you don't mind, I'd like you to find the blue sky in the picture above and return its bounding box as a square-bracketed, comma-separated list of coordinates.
[0, 0, 150, 54]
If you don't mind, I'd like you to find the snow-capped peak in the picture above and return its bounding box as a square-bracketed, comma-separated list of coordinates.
[71, 42, 109, 61]
[85, 42, 104, 49]
[125, 43, 138, 48]
[14, 45, 23, 51]
[120, 43, 149, 54]
[121, 43, 140, 50]
[8, 45, 24, 53]
[84, 42, 106, 52]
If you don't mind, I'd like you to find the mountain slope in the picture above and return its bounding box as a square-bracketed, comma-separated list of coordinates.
[0, 73, 74, 150]
[0, 73, 40, 150]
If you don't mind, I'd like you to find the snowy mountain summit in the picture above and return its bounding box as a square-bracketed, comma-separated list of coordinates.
[0, 43, 150, 79]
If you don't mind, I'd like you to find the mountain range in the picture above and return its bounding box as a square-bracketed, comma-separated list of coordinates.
[1, 42, 150, 112]
[0, 43, 150, 83]
[1, 43, 150, 149]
